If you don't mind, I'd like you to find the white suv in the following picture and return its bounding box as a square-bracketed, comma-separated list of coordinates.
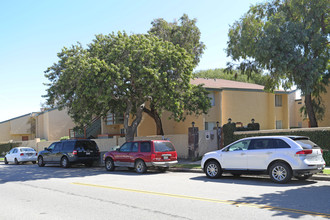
[201, 136, 326, 183]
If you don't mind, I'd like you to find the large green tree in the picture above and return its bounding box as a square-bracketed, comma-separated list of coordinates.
[227, 0, 329, 127]
[146, 14, 207, 135]
[44, 32, 209, 141]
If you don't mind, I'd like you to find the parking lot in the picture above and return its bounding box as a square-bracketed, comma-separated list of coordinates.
[0, 163, 330, 219]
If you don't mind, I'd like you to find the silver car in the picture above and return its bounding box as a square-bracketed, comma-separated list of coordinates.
[4, 147, 37, 165]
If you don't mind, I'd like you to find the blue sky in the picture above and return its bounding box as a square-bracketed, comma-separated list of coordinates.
[0, 0, 261, 122]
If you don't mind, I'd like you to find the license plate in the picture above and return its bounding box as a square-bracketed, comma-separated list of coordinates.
[86, 152, 90, 155]
[163, 156, 168, 160]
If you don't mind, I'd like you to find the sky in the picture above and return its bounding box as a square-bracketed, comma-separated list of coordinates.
[0, 0, 262, 122]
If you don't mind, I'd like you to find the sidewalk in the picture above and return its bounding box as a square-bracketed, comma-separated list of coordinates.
[170, 160, 330, 181]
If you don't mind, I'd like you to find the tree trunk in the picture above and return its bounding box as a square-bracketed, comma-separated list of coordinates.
[124, 102, 145, 142]
[304, 94, 318, 127]
[143, 106, 164, 136]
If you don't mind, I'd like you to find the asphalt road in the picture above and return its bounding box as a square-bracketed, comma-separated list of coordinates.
[0, 163, 330, 220]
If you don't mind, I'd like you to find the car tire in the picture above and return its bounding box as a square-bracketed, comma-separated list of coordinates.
[38, 156, 45, 167]
[4, 157, 8, 165]
[14, 158, 19, 165]
[294, 174, 313, 180]
[105, 158, 115, 171]
[135, 159, 147, 174]
[269, 162, 292, 184]
[205, 160, 222, 179]
[60, 156, 70, 168]
[32, 161, 36, 164]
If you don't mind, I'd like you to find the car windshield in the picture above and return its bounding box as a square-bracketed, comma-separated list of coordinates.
[20, 148, 36, 152]
[294, 139, 320, 149]
[154, 142, 175, 152]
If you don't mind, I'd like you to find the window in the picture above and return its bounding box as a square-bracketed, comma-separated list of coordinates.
[140, 142, 151, 152]
[119, 143, 131, 152]
[63, 141, 75, 152]
[48, 143, 56, 151]
[276, 120, 282, 129]
[208, 92, 215, 106]
[273, 139, 291, 149]
[205, 122, 216, 130]
[226, 140, 251, 151]
[106, 112, 124, 125]
[154, 142, 175, 152]
[275, 95, 282, 107]
[132, 143, 139, 152]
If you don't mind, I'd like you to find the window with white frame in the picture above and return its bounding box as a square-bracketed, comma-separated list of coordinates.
[275, 95, 282, 107]
[208, 92, 215, 106]
[276, 120, 282, 129]
[106, 112, 124, 125]
[205, 122, 216, 130]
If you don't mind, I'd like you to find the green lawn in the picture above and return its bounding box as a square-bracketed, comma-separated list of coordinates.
[322, 169, 330, 175]
[0, 158, 3, 161]
[172, 164, 201, 169]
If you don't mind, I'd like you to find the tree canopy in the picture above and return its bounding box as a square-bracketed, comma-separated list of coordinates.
[146, 14, 208, 135]
[44, 32, 210, 141]
[226, 0, 329, 127]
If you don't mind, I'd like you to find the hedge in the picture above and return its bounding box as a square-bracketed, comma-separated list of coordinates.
[0, 143, 21, 156]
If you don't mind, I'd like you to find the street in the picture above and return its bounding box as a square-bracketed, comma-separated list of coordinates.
[0, 163, 329, 220]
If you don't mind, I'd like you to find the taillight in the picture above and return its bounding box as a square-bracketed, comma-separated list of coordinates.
[20, 153, 24, 156]
[321, 149, 323, 154]
[296, 150, 313, 155]
[72, 150, 77, 155]
[35, 153, 38, 156]
[151, 154, 156, 161]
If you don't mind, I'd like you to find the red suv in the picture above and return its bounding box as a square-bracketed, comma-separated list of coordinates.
[104, 140, 178, 173]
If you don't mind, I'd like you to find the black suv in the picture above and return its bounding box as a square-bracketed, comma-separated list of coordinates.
[37, 139, 100, 168]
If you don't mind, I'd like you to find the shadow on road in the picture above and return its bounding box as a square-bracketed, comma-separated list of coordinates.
[190, 175, 330, 218]
[190, 174, 317, 187]
[0, 163, 163, 184]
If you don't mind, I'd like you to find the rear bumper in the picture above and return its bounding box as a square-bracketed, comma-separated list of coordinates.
[19, 157, 37, 162]
[293, 165, 325, 176]
[70, 156, 99, 163]
[149, 160, 178, 167]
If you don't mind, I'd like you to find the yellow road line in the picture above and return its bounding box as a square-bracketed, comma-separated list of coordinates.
[72, 182, 330, 218]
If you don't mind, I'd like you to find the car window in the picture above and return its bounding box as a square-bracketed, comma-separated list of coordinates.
[294, 139, 320, 149]
[227, 140, 251, 151]
[54, 143, 62, 151]
[154, 142, 175, 152]
[76, 141, 98, 151]
[249, 139, 273, 150]
[273, 139, 291, 149]
[48, 143, 56, 151]
[21, 148, 36, 152]
[63, 141, 75, 152]
[140, 142, 151, 152]
[132, 143, 138, 152]
[120, 143, 132, 152]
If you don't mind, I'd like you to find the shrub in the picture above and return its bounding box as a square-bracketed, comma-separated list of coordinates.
[323, 151, 330, 166]
[0, 143, 21, 155]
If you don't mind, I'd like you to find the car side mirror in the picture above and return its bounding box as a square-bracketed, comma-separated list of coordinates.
[116, 148, 120, 152]
[44, 147, 48, 151]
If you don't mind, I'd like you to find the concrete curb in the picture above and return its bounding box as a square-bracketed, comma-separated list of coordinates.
[169, 167, 330, 181]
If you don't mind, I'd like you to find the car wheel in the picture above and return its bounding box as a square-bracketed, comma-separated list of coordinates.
[60, 156, 70, 168]
[38, 156, 45, 167]
[14, 158, 19, 165]
[32, 161, 36, 164]
[105, 158, 115, 171]
[4, 157, 8, 164]
[205, 160, 222, 179]
[135, 159, 147, 174]
[294, 174, 313, 180]
[269, 162, 292, 184]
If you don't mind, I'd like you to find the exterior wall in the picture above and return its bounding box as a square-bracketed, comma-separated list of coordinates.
[204, 91, 222, 126]
[318, 85, 330, 127]
[275, 94, 289, 129]
[221, 90, 272, 129]
[288, 92, 296, 128]
[47, 109, 76, 141]
[0, 121, 11, 142]
[10, 114, 31, 135]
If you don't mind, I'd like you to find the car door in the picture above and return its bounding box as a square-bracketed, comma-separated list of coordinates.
[11, 148, 19, 162]
[128, 142, 139, 166]
[220, 140, 250, 169]
[6, 148, 15, 162]
[114, 142, 132, 166]
[43, 143, 56, 162]
[51, 142, 63, 163]
[247, 138, 275, 170]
